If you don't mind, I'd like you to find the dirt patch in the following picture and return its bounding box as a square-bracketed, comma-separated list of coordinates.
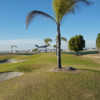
[49, 67, 81, 73]
[83, 54, 100, 64]
[7, 59, 25, 63]
[0, 59, 26, 64]
[83, 54, 100, 58]
[0, 72, 24, 82]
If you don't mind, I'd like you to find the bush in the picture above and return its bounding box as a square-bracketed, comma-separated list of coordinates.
[96, 33, 100, 52]
[68, 35, 85, 55]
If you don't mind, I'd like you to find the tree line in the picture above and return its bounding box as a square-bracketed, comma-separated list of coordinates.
[34, 33, 100, 55]
[43, 34, 85, 55]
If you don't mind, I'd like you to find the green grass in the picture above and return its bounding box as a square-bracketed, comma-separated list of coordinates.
[0, 53, 100, 100]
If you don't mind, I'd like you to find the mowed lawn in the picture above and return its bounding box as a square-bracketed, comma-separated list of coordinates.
[0, 53, 100, 100]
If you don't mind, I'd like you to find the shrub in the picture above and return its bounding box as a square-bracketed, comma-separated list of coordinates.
[96, 33, 100, 52]
[68, 35, 85, 55]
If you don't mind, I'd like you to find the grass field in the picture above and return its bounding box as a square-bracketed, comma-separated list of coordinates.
[0, 53, 100, 100]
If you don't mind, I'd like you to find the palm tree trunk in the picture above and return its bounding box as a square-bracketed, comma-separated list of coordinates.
[56, 39, 57, 56]
[57, 23, 62, 69]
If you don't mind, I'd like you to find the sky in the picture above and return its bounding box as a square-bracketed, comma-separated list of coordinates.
[0, 0, 99, 51]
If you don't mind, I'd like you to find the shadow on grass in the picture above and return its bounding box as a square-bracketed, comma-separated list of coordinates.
[78, 68, 100, 73]
[16, 65, 33, 72]
[63, 51, 98, 55]
[0, 59, 9, 64]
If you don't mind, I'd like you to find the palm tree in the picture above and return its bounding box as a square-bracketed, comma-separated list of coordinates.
[26, 0, 90, 69]
[44, 38, 52, 52]
[56, 36, 67, 46]
[44, 38, 52, 46]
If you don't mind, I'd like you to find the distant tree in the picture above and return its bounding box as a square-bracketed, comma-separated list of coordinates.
[55, 36, 67, 53]
[44, 38, 52, 46]
[61, 37, 67, 51]
[53, 44, 57, 55]
[53, 36, 67, 55]
[68, 35, 85, 55]
[32, 48, 39, 52]
[96, 33, 100, 52]
[44, 38, 52, 52]
[53, 44, 57, 49]
[56, 36, 67, 42]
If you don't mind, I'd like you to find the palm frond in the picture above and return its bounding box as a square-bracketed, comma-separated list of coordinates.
[26, 10, 56, 29]
[44, 38, 52, 46]
[44, 38, 52, 42]
[70, 0, 91, 14]
[61, 37, 67, 41]
[53, 0, 91, 23]
[75, 0, 91, 5]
